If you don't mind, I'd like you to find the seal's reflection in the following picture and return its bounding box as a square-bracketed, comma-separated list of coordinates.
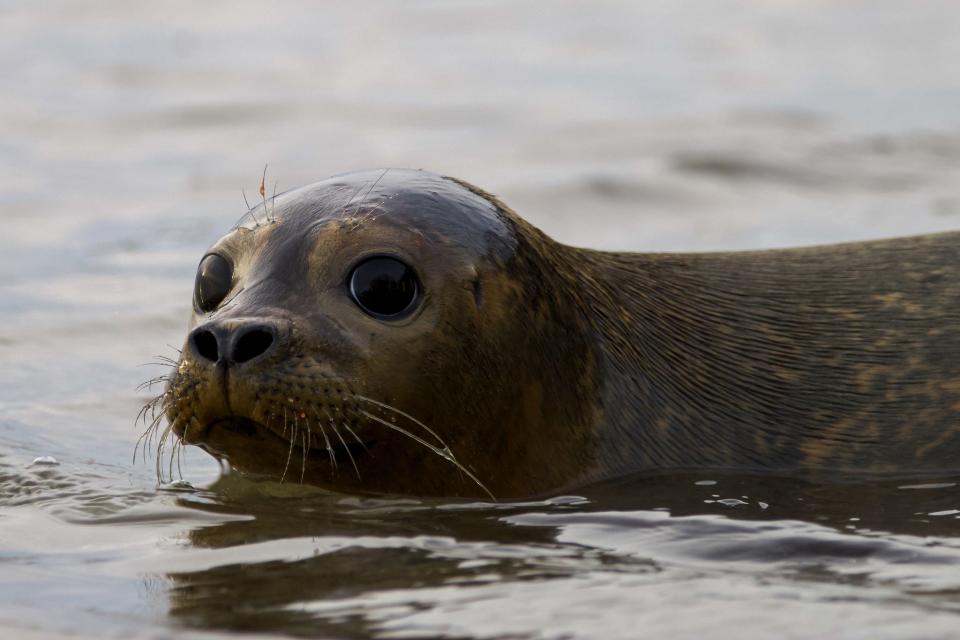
[163, 474, 570, 635]
[160, 471, 960, 636]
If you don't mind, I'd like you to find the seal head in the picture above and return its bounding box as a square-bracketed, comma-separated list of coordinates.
[163, 169, 599, 498]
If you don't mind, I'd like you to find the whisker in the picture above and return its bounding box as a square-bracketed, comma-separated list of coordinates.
[300, 410, 310, 483]
[136, 420, 153, 463]
[140, 361, 175, 369]
[304, 413, 313, 460]
[352, 395, 449, 451]
[280, 415, 298, 484]
[342, 421, 370, 457]
[168, 432, 179, 481]
[271, 180, 278, 223]
[258, 164, 269, 228]
[351, 168, 389, 216]
[134, 395, 166, 463]
[313, 408, 338, 476]
[342, 176, 373, 211]
[155, 423, 174, 483]
[348, 193, 396, 233]
[329, 418, 361, 480]
[178, 420, 190, 480]
[362, 192, 396, 220]
[147, 401, 164, 451]
[134, 399, 152, 427]
[358, 409, 494, 500]
[133, 401, 156, 444]
[138, 393, 167, 430]
[136, 376, 169, 392]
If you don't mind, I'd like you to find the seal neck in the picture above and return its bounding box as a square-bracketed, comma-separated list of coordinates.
[575, 234, 960, 477]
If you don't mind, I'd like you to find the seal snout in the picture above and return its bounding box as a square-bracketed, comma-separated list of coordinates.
[188, 319, 280, 367]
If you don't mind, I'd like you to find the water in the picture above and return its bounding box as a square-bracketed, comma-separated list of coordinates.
[2, 1, 960, 637]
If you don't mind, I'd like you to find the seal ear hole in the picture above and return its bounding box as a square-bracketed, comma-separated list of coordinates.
[472, 278, 483, 308]
[348, 256, 421, 320]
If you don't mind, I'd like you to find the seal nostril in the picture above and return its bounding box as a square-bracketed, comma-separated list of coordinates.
[192, 329, 219, 363]
[233, 327, 275, 364]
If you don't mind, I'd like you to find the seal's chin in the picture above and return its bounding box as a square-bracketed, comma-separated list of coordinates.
[188, 415, 373, 473]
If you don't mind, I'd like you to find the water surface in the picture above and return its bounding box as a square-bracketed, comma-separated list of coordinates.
[3, 1, 960, 638]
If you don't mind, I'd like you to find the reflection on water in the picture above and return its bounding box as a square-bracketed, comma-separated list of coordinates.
[6, 447, 960, 639]
[11, 457, 960, 638]
[48, 471, 960, 638]
[9, 440, 960, 639]
[3, 0, 960, 638]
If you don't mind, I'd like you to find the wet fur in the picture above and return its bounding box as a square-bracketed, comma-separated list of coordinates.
[150, 170, 960, 498]
[454, 180, 960, 483]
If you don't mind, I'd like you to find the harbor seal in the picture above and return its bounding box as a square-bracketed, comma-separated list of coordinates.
[151, 169, 960, 498]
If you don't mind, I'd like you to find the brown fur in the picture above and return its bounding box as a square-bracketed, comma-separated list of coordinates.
[160, 169, 960, 498]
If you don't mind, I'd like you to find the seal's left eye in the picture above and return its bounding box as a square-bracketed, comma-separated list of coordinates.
[349, 256, 420, 319]
[194, 254, 233, 313]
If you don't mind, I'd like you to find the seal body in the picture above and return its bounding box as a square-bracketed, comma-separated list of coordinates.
[161, 169, 960, 498]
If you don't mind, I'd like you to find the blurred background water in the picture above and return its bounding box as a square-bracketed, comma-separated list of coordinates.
[2, 1, 960, 638]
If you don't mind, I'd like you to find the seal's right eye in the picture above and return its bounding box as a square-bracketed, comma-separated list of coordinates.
[194, 254, 233, 313]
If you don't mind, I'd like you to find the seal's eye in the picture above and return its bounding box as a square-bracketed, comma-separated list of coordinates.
[349, 256, 420, 319]
[194, 254, 233, 313]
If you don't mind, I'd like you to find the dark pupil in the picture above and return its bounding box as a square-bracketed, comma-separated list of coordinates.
[194, 254, 232, 312]
[349, 257, 419, 318]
